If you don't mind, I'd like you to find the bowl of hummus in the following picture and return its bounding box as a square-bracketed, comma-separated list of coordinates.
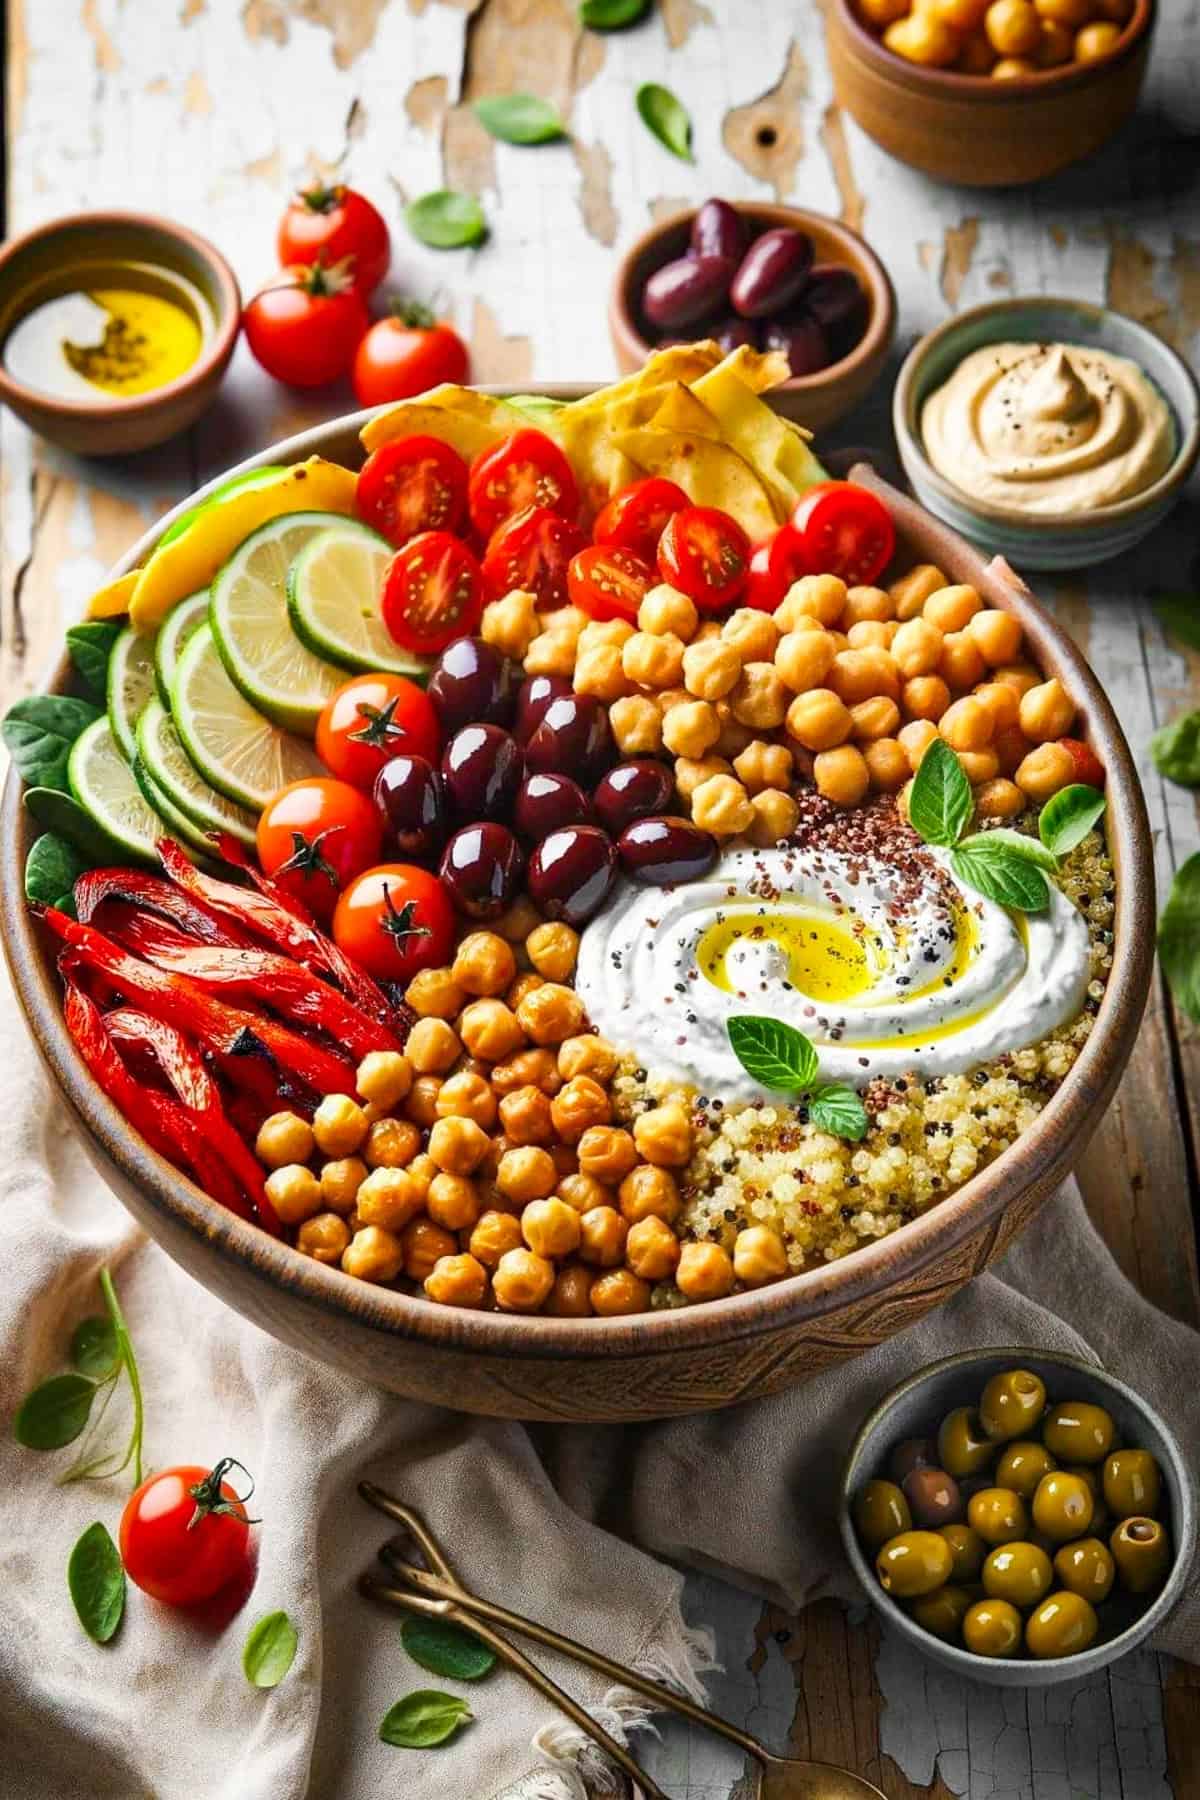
[894, 298, 1199, 570]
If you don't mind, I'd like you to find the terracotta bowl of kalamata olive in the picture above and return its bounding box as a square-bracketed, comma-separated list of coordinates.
[839, 1349, 1193, 1686]
[608, 200, 896, 431]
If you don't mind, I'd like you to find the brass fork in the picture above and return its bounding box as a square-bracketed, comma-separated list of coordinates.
[357, 1481, 885, 1800]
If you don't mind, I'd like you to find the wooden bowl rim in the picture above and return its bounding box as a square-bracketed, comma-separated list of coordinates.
[0, 399, 1155, 1361]
[0, 209, 242, 423]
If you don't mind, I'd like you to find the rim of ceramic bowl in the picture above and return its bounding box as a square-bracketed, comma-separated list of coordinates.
[833, 0, 1155, 95]
[893, 295, 1200, 534]
[0, 401, 1155, 1361]
[837, 1346, 1195, 1672]
[0, 210, 242, 423]
[611, 201, 896, 399]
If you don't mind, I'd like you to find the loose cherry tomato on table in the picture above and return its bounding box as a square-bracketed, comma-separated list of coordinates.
[745, 524, 810, 613]
[1059, 738, 1106, 787]
[316, 673, 441, 791]
[352, 304, 469, 409]
[381, 532, 484, 657]
[567, 544, 656, 623]
[120, 1457, 254, 1607]
[333, 863, 455, 984]
[482, 505, 587, 608]
[789, 481, 895, 587]
[256, 777, 383, 924]
[277, 183, 391, 296]
[243, 260, 367, 387]
[592, 476, 689, 562]
[657, 505, 751, 612]
[357, 436, 469, 547]
[467, 430, 579, 539]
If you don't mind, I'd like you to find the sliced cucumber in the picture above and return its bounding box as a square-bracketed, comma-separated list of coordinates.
[107, 626, 158, 763]
[209, 511, 347, 734]
[286, 519, 429, 680]
[172, 622, 323, 812]
[132, 756, 216, 859]
[67, 715, 164, 865]
[154, 590, 208, 706]
[137, 696, 258, 849]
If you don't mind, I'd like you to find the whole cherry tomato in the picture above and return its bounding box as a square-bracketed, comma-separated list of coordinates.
[567, 543, 656, 623]
[467, 430, 579, 539]
[657, 505, 750, 612]
[316, 673, 440, 791]
[353, 304, 469, 409]
[482, 506, 587, 608]
[333, 863, 455, 984]
[243, 260, 367, 387]
[357, 436, 469, 547]
[256, 777, 383, 923]
[277, 182, 391, 295]
[789, 481, 895, 587]
[592, 476, 689, 562]
[381, 532, 484, 657]
[745, 524, 810, 613]
[120, 1457, 253, 1607]
[1059, 738, 1106, 787]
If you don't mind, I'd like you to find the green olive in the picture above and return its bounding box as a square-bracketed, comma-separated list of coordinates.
[1053, 1536, 1115, 1603]
[1042, 1400, 1115, 1465]
[994, 1440, 1056, 1499]
[962, 1597, 1023, 1657]
[937, 1407, 996, 1478]
[910, 1583, 975, 1641]
[1031, 1471, 1095, 1542]
[981, 1540, 1053, 1608]
[967, 1485, 1029, 1546]
[1110, 1517, 1172, 1594]
[1025, 1589, 1099, 1658]
[1103, 1448, 1161, 1521]
[876, 1529, 955, 1598]
[854, 1480, 913, 1550]
[937, 1522, 987, 1582]
[978, 1368, 1047, 1442]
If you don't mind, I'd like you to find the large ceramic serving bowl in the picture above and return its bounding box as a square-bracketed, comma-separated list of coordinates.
[0, 399, 1156, 1423]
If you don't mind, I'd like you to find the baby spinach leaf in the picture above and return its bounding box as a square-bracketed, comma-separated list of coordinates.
[958, 827, 1057, 871]
[580, 0, 650, 26]
[15, 1372, 96, 1451]
[1150, 712, 1200, 788]
[25, 833, 90, 911]
[23, 788, 124, 865]
[636, 82, 693, 161]
[950, 842, 1050, 913]
[1038, 783, 1107, 856]
[1158, 851, 1200, 1022]
[1, 695, 102, 793]
[1153, 592, 1200, 651]
[405, 191, 487, 250]
[379, 1690, 473, 1749]
[808, 1084, 869, 1142]
[907, 737, 972, 847]
[68, 1522, 125, 1644]
[66, 622, 123, 699]
[401, 1615, 497, 1681]
[70, 1315, 121, 1380]
[474, 94, 566, 145]
[727, 1015, 818, 1092]
[243, 1610, 299, 1688]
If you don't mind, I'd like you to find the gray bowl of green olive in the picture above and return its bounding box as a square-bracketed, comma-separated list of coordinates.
[838, 1349, 1194, 1686]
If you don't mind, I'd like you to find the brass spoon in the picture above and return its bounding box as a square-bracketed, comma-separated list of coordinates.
[358, 1481, 885, 1800]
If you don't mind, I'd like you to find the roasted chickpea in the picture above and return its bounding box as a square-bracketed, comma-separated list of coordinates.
[814, 744, 870, 807]
[264, 1164, 322, 1226]
[297, 1211, 351, 1265]
[733, 1224, 788, 1285]
[722, 607, 779, 663]
[891, 563, 947, 620]
[578, 1204, 628, 1267]
[526, 921, 580, 983]
[1034, 0, 1090, 19]
[590, 1269, 652, 1316]
[940, 695, 994, 751]
[884, 11, 962, 60]
[514, 985, 584, 1050]
[507, 972, 545, 1011]
[616, 1163, 681, 1226]
[1016, 741, 1075, 802]
[342, 1225, 405, 1283]
[544, 1262, 593, 1317]
[481, 587, 539, 660]
[731, 739, 791, 795]
[426, 1171, 481, 1232]
[498, 1084, 555, 1146]
[974, 777, 1024, 820]
[524, 628, 577, 680]
[929, 0, 989, 24]
[403, 1075, 442, 1128]
[851, 696, 902, 741]
[864, 737, 911, 792]
[405, 967, 466, 1020]
[974, 680, 1022, 732]
[406, 1017, 462, 1076]
[436, 1069, 498, 1130]
[576, 1125, 639, 1185]
[847, 620, 896, 652]
[985, 0, 1041, 49]
[892, 617, 944, 678]
[957, 748, 999, 785]
[680, 637, 740, 701]
[963, 607, 1021, 665]
[312, 1093, 368, 1159]
[674, 755, 734, 802]
[554, 1035, 616, 1085]
[1075, 18, 1122, 57]
[458, 997, 526, 1062]
[492, 1046, 562, 1096]
[469, 1209, 524, 1268]
[491, 1247, 554, 1313]
[995, 661, 1042, 697]
[833, 647, 900, 707]
[625, 1213, 682, 1280]
[557, 1171, 611, 1214]
[843, 584, 895, 627]
[718, 660, 784, 734]
[786, 688, 852, 751]
[363, 1117, 421, 1169]
[575, 643, 633, 704]
[638, 582, 698, 639]
[1019, 678, 1076, 743]
[922, 584, 981, 635]
[580, 618, 635, 655]
[255, 1111, 314, 1170]
[355, 1050, 414, 1112]
[423, 1116, 486, 1176]
[609, 693, 663, 755]
[320, 1155, 367, 1214]
[424, 1251, 488, 1308]
[354, 1165, 425, 1232]
[661, 698, 721, 760]
[902, 674, 951, 722]
[899, 718, 938, 771]
[452, 931, 517, 998]
[746, 788, 800, 847]
[622, 629, 685, 691]
[676, 1240, 735, 1301]
[939, 630, 986, 690]
[691, 773, 755, 837]
[775, 628, 835, 695]
[519, 1195, 582, 1259]
[779, 572, 846, 628]
[993, 724, 1033, 775]
[633, 1102, 693, 1167]
[550, 1074, 611, 1143]
[493, 1145, 555, 1203]
[401, 1216, 457, 1283]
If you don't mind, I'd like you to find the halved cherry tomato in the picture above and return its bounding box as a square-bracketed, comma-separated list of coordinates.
[567, 544, 655, 623]
[593, 477, 689, 562]
[467, 430, 579, 539]
[481, 505, 587, 608]
[243, 260, 367, 388]
[789, 481, 895, 587]
[352, 307, 469, 409]
[657, 506, 750, 613]
[357, 436, 469, 547]
[120, 1458, 253, 1607]
[316, 673, 440, 791]
[1059, 738, 1106, 787]
[333, 863, 455, 984]
[277, 182, 391, 296]
[745, 525, 810, 613]
[256, 777, 383, 924]
[381, 532, 483, 657]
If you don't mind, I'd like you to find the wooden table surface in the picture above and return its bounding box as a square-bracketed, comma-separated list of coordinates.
[3, 2, 1198, 1795]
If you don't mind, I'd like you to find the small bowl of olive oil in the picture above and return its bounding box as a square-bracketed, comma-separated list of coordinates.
[0, 211, 240, 455]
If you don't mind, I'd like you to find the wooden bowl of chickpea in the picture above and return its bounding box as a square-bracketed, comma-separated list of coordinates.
[829, 0, 1155, 186]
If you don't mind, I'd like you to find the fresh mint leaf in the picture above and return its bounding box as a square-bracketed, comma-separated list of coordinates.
[907, 737, 972, 847]
[405, 191, 487, 250]
[68, 1522, 125, 1644]
[474, 94, 566, 145]
[1158, 851, 1200, 1022]
[807, 1084, 869, 1142]
[959, 827, 1057, 870]
[1038, 783, 1107, 855]
[727, 1016, 819, 1092]
[1150, 712, 1200, 788]
[401, 1615, 497, 1682]
[379, 1691, 473, 1749]
[66, 622, 122, 699]
[1, 695, 102, 793]
[951, 842, 1050, 912]
[636, 82, 693, 161]
[243, 1611, 299, 1688]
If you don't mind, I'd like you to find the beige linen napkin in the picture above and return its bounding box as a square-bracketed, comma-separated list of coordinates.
[1, 949, 1196, 1800]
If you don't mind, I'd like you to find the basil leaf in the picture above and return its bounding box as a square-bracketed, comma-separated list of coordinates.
[68, 1522, 125, 1644]
[807, 1084, 869, 1142]
[636, 83, 693, 162]
[405, 191, 487, 250]
[1150, 712, 1200, 788]
[1159, 851, 1200, 1022]
[727, 1015, 819, 1092]
[506, 394, 567, 424]
[23, 788, 125, 864]
[379, 1690, 473, 1749]
[401, 1615, 497, 1681]
[907, 737, 972, 847]
[1038, 783, 1107, 856]
[1153, 592, 1200, 651]
[243, 1610, 299, 1688]
[70, 1315, 121, 1380]
[66, 622, 122, 699]
[474, 94, 566, 145]
[1, 695, 102, 793]
[25, 833, 90, 911]
[958, 827, 1058, 871]
[14, 1373, 96, 1450]
[950, 843, 1050, 913]
[580, 0, 650, 26]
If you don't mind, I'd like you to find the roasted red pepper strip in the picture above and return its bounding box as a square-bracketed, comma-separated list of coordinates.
[75, 868, 257, 948]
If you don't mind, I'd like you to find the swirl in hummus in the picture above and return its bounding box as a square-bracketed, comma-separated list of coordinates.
[920, 341, 1174, 516]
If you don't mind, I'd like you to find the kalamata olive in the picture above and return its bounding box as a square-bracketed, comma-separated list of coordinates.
[514, 772, 593, 843]
[426, 637, 520, 735]
[439, 823, 524, 920]
[690, 198, 747, 265]
[890, 1437, 939, 1485]
[805, 263, 869, 353]
[524, 694, 616, 786]
[712, 314, 761, 354]
[514, 673, 572, 745]
[527, 826, 617, 927]
[373, 755, 446, 860]
[730, 228, 815, 319]
[593, 760, 675, 835]
[903, 1466, 965, 1529]
[643, 254, 738, 331]
[762, 311, 831, 378]
[617, 815, 718, 886]
[441, 724, 523, 819]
